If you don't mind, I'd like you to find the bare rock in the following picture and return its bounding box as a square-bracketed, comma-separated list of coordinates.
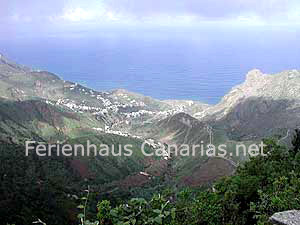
[270, 210, 300, 225]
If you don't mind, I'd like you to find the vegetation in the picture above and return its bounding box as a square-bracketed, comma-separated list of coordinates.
[0, 136, 157, 225]
[1, 132, 300, 224]
[1, 49, 300, 225]
[77, 133, 300, 225]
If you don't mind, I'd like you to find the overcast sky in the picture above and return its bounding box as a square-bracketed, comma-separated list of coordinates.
[1, 0, 300, 33]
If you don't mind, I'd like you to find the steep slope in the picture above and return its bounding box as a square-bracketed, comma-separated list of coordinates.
[145, 69, 300, 185]
[0, 135, 158, 225]
[155, 112, 209, 146]
[194, 69, 300, 141]
[1, 53, 300, 189]
[0, 54, 210, 138]
[141, 113, 244, 184]
[0, 55, 170, 224]
[0, 99, 104, 141]
[214, 97, 300, 141]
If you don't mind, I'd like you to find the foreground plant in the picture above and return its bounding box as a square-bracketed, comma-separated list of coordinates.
[77, 186, 99, 225]
[97, 194, 176, 225]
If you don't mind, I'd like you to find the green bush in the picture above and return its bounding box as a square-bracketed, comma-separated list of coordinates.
[93, 133, 300, 225]
[97, 195, 176, 225]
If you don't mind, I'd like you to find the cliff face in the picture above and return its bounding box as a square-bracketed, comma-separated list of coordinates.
[195, 69, 300, 120]
[193, 69, 300, 140]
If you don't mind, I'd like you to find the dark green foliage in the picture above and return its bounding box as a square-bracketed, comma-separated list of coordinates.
[97, 200, 112, 224]
[0, 135, 155, 225]
[91, 134, 300, 225]
[97, 195, 176, 225]
[0, 142, 78, 225]
[3, 133, 300, 224]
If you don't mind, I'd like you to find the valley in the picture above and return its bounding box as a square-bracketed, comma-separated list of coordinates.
[1, 54, 300, 224]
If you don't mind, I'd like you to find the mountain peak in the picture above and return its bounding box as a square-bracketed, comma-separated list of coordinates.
[245, 69, 264, 82]
[194, 69, 300, 121]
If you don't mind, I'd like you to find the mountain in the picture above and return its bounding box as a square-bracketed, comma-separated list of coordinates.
[0, 54, 174, 224]
[0, 98, 105, 142]
[0, 53, 210, 138]
[1, 55, 299, 176]
[1, 53, 300, 224]
[125, 69, 300, 185]
[1, 55, 299, 178]
[194, 69, 300, 141]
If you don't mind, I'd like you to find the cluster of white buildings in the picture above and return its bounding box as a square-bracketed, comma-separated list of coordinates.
[56, 98, 103, 113]
[124, 110, 155, 118]
[55, 88, 155, 120]
[96, 95, 112, 107]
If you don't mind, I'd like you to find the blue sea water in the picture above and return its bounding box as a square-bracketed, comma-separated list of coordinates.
[1, 25, 300, 104]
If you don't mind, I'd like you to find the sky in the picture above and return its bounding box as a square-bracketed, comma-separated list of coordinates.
[1, 0, 300, 37]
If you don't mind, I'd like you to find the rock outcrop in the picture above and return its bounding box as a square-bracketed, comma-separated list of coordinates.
[270, 210, 300, 225]
[195, 69, 300, 121]
[193, 69, 300, 140]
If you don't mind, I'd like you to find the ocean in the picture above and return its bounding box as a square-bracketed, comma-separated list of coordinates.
[1, 25, 300, 104]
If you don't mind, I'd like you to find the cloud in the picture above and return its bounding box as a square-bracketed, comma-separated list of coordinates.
[103, 0, 299, 23]
[61, 8, 96, 22]
[1, 0, 300, 26]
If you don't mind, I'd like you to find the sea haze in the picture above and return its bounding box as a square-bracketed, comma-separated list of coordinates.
[1, 25, 300, 104]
